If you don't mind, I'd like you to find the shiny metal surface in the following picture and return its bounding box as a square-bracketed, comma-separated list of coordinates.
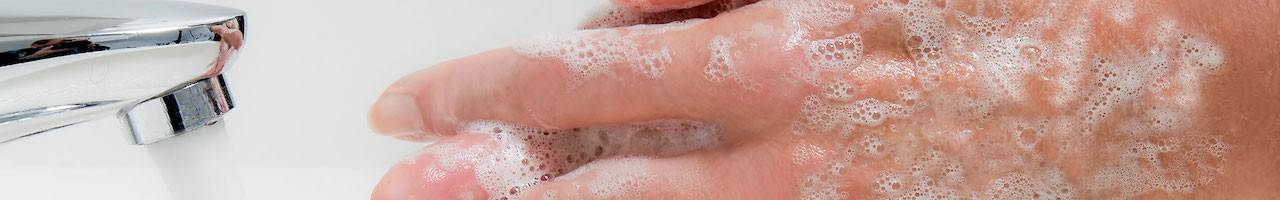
[122, 75, 234, 145]
[0, 0, 246, 144]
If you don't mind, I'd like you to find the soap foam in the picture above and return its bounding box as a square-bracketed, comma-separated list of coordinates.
[456, 120, 720, 199]
[798, 95, 909, 135]
[705, 35, 743, 83]
[860, 135, 887, 157]
[793, 143, 830, 166]
[806, 33, 864, 73]
[822, 77, 858, 102]
[800, 173, 846, 200]
[872, 173, 905, 194]
[423, 167, 446, 183]
[506, 0, 1232, 198]
[766, 0, 1230, 198]
[514, 26, 683, 87]
[762, 0, 856, 50]
[984, 171, 1075, 199]
[587, 157, 657, 199]
[1109, 0, 1136, 24]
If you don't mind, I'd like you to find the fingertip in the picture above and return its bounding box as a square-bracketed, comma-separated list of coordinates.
[368, 49, 527, 142]
[371, 163, 417, 200]
[371, 158, 461, 200]
[373, 136, 495, 200]
[368, 92, 432, 141]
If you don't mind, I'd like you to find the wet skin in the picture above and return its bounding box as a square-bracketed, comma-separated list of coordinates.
[368, 0, 1280, 199]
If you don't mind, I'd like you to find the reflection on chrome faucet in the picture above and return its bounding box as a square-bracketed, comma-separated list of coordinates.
[0, 38, 109, 66]
[0, 0, 247, 144]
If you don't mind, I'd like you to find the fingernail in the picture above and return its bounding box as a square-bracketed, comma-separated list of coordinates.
[370, 94, 428, 139]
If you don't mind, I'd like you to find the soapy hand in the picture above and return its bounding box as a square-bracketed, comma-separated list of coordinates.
[367, 0, 1280, 199]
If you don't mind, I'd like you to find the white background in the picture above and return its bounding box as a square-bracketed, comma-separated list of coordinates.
[0, 0, 600, 199]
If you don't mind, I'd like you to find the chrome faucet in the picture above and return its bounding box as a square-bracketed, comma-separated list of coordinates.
[0, 0, 246, 145]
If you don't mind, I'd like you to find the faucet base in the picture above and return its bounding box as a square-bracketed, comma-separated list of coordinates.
[121, 75, 234, 145]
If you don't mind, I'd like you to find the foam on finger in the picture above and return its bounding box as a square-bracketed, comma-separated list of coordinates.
[449, 120, 722, 199]
[752, 0, 1234, 199]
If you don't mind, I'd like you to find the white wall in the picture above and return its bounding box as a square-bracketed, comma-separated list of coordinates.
[0, 0, 600, 199]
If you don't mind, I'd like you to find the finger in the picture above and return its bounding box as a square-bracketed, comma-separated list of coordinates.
[581, 0, 759, 29]
[372, 134, 492, 200]
[513, 141, 818, 199]
[515, 156, 726, 199]
[515, 135, 909, 199]
[374, 120, 729, 199]
[613, 0, 716, 13]
[369, 6, 815, 141]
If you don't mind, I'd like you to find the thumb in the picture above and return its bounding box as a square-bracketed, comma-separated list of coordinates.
[582, 0, 758, 29]
[613, 0, 717, 13]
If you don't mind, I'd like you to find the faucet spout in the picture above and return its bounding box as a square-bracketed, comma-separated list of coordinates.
[0, 0, 246, 144]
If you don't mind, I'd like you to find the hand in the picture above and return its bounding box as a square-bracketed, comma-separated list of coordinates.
[367, 0, 1277, 199]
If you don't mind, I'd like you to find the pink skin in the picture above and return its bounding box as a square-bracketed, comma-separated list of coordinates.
[374, 130, 811, 199]
[614, 0, 718, 13]
[369, 0, 1280, 199]
[373, 134, 489, 200]
[210, 20, 243, 76]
